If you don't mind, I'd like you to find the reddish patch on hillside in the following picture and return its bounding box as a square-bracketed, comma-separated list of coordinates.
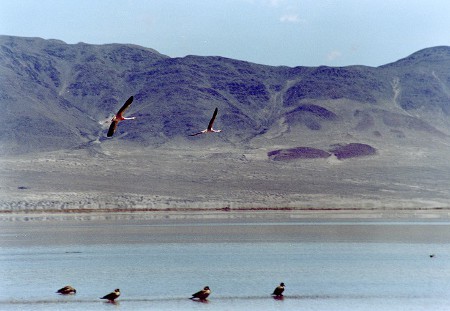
[329, 143, 377, 159]
[267, 147, 331, 161]
[268, 143, 377, 161]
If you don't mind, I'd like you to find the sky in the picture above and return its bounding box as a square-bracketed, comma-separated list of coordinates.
[1, 0, 450, 67]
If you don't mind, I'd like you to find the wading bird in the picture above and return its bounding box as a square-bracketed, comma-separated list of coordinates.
[100, 288, 120, 302]
[189, 108, 221, 136]
[190, 286, 211, 301]
[107, 96, 136, 137]
[56, 285, 76, 295]
[272, 282, 285, 297]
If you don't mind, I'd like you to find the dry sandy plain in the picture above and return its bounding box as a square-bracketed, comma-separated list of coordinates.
[1, 138, 450, 223]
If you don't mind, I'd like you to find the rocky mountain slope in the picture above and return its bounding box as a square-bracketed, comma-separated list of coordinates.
[1, 35, 450, 157]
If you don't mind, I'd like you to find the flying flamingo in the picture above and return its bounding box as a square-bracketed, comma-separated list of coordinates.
[107, 96, 136, 137]
[189, 107, 221, 136]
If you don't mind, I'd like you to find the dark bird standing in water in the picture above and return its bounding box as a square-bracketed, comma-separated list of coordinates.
[189, 108, 222, 136]
[100, 288, 120, 302]
[190, 286, 211, 301]
[56, 285, 77, 295]
[272, 282, 285, 297]
[107, 96, 136, 137]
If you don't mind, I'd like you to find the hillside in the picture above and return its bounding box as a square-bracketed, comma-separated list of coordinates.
[1, 36, 450, 213]
[1, 36, 450, 155]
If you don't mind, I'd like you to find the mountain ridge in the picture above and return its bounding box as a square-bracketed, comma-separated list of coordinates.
[1, 35, 450, 156]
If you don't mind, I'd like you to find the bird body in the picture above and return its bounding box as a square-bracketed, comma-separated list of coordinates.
[100, 288, 120, 302]
[190, 286, 211, 301]
[189, 108, 221, 136]
[272, 282, 285, 297]
[56, 285, 76, 295]
[107, 96, 135, 137]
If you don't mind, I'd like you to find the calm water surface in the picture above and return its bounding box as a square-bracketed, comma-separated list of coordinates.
[1, 220, 450, 310]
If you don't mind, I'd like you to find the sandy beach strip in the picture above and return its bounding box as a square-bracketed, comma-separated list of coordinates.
[1, 206, 450, 222]
[1, 209, 450, 247]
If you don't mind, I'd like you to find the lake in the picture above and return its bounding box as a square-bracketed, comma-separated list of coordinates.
[1, 215, 450, 310]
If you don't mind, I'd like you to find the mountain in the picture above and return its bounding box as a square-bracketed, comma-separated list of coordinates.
[1, 35, 450, 156]
[2, 35, 450, 212]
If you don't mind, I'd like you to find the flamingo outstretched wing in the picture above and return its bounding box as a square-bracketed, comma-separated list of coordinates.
[189, 130, 205, 136]
[107, 120, 118, 137]
[116, 96, 134, 117]
[207, 107, 218, 131]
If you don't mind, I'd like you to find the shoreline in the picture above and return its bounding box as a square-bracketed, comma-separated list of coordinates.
[2, 210, 450, 246]
[1, 206, 450, 223]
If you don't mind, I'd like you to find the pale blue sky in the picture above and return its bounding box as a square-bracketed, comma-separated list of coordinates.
[1, 0, 449, 67]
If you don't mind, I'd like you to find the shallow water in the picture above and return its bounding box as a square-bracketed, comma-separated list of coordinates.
[1, 220, 450, 310]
